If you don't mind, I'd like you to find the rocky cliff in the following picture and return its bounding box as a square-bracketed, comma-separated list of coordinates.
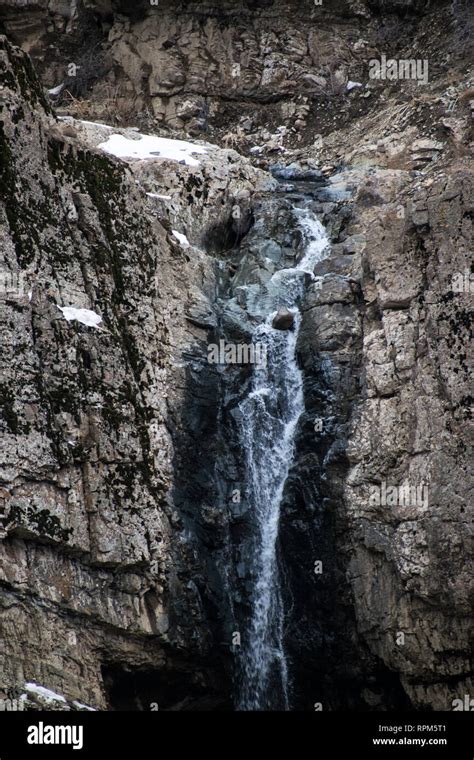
[0, 0, 472, 711]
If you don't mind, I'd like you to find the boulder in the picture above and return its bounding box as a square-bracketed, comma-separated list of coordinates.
[272, 308, 295, 330]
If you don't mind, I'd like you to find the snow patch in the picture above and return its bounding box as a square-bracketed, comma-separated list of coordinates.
[172, 230, 190, 248]
[25, 682, 67, 704]
[48, 84, 64, 97]
[77, 119, 113, 130]
[97, 133, 208, 166]
[57, 306, 103, 328]
[72, 700, 97, 712]
[146, 192, 172, 200]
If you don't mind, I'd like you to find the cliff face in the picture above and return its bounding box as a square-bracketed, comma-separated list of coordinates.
[0, 36, 251, 709]
[0, 0, 472, 711]
[1, 0, 471, 138]
[342, 168, 472, 710]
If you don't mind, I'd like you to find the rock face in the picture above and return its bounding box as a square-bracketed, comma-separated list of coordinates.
[0, 0, 472, 712]
[284, 165, 473, 710]
[1, 0, 471, 148]
[0, 36, 243, 710]
[342, 168, 473, 710]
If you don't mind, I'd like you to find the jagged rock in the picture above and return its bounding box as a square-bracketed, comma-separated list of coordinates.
[411, 138, 444, 152]
[185, 293, 218, 329]
[304, 276, 354, 308]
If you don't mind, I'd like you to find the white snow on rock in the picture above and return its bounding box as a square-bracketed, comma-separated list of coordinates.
[172, 230, 190, 248]
[72, 700, 97, 712]
[347, 80, 363, 90]
[146, 192, 172, 200]
[57, 306, 103, 328]
[25, 682, 67, 704]
[48, 84, 64, 97]
[97, 133, 208, 166]
[77, 119, 113, 130]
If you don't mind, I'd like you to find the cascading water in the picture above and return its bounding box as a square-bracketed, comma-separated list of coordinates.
[237, 208, 329, 710]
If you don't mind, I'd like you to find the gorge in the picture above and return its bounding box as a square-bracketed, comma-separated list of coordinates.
[0, 0, 472, 713]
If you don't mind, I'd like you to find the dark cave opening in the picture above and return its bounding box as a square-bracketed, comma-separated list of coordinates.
[101, 664, 193, 711]
[101, 663, 231, 711]
[203, 208, 255, 256]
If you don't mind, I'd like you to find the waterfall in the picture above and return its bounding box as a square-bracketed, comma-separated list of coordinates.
[237, 209, 329, 710]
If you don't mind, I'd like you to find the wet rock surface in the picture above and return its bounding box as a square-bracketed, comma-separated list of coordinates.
[272, 308, 295, 331]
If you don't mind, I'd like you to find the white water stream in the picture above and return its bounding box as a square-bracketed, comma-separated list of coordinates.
[238, 210, 329, 710]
